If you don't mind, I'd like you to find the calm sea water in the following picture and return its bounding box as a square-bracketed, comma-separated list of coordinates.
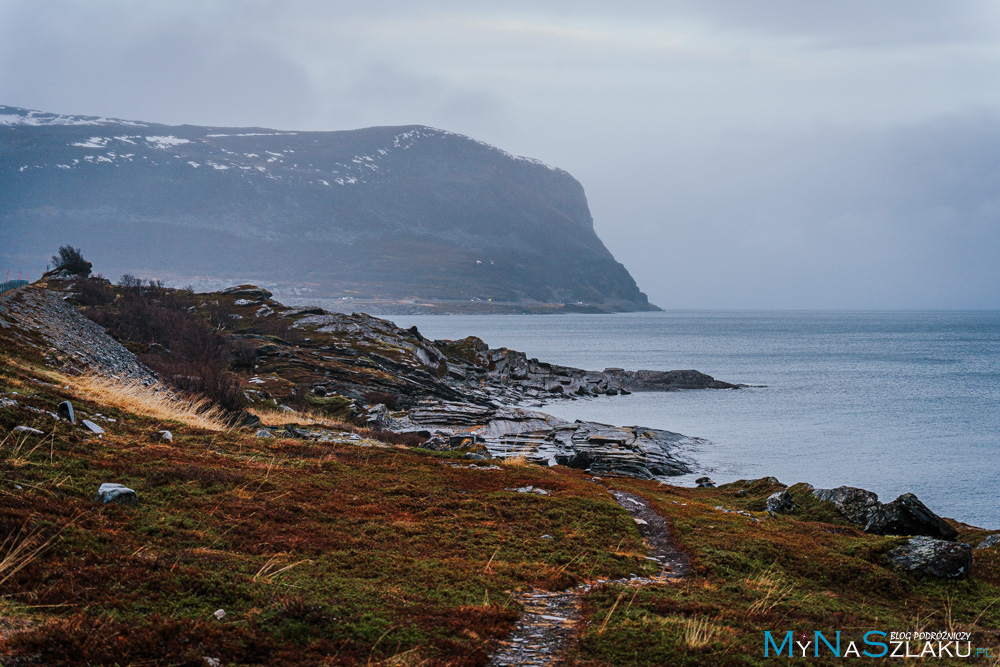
[388, 311, 1000, 529]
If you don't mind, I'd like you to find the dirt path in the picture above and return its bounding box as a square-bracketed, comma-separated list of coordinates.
[608, 489, 691, 579]
[489, 487, 689, 666]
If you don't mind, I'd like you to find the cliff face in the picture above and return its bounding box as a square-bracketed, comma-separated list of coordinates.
[0, 106, 656, 311]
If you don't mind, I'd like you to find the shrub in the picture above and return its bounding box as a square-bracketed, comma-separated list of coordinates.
[76, 276, 116, 306]
[85, 277, 247, 412]
[50, 245, 92, 277]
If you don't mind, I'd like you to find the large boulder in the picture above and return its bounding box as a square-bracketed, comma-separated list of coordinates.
[812, 486, 956, 540]
[877, 494, 957, 541]
[888, 537, 972, 579]
[812, 487, 881, 526]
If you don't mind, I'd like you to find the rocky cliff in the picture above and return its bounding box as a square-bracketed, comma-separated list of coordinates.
[0, 105, 656, 312]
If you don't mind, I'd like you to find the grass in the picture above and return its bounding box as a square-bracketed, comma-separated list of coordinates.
[566, 479, 1000, 666]
[0, 515, 75, 588]
[249, 405, 349, 428]
[0, 352, 651, 665]
[2, 295, 999, 665]
[60, 372, 228, 431]
[682, 616, 722, 649]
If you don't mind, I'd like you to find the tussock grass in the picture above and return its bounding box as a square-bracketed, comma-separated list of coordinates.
[500, 455, 531, 467]
[70, 374, 228, 431]
[249, 405, 347, 429]
[64, 373, 228, 431]
[682, 615, 721, 648]
[6, 358, 229, 431]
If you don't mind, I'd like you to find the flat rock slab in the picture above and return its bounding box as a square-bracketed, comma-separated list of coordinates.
[81, 419, 105, 435]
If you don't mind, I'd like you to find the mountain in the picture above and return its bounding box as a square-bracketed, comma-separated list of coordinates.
[0, 105, 657, 312]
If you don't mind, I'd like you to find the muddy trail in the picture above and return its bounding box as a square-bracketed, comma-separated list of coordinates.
[489, 487, 690, 666]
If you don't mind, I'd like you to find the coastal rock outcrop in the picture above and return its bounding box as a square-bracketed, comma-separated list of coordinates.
[812, 486, 957, 540]
[396, 400, 697, 479]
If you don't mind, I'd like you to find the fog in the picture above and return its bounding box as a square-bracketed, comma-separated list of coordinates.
[2, 0, 999, 308]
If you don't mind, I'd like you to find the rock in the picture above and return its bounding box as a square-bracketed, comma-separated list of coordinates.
[695, 477, 716, 488]
[58, 400, 75, 423]
[81, 419, 105, 435]
[13, 425, 44, 435]
[213, 608, 227, 621]
[766, 490, 796, 513]
[399, 401, 696, 479]
[877, 493, 958, 541]
[96, 483, 137, 506]
[219, 285, 272, 302]
[734, 489, 747, 498]
[509, 486, 549, 495]
[232, 411, 262, 429]
[812, 486, 881, 526]
[365, 403, 392, 430]
[153, 430, 173, 442]
[812, 486, 956, 540]
[888, 537, 972, 579]
[976, 534, 1000, 550]
[255, 429, 276, 439]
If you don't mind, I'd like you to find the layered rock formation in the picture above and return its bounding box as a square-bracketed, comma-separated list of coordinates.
[396, 402, 698, 478]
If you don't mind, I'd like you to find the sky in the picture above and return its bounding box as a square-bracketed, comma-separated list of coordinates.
[2, 0, 999, 309]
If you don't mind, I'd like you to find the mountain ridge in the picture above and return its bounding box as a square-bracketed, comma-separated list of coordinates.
[1, 105, 657, 312]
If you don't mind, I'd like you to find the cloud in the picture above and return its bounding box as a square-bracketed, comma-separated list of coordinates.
[592, 112, 1000, 309]
[1, 0, 998, 307]
[0, 2, 317, 127]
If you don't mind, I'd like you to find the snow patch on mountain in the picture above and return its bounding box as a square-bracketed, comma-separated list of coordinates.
[146, 136, 191, 149]
[0, 106, 146, 127]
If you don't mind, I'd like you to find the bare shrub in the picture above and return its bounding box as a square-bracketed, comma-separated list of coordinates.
[50, 245, 92, 277]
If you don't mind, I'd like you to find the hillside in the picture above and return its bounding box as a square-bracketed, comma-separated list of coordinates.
[0, 278, 998, 665]
[0, 105, 656, 312]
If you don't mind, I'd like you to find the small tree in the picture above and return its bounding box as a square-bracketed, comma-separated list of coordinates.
[50, 245, 92, 277]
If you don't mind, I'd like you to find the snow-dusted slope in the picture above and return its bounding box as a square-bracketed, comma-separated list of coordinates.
[1, 105, 654, 310]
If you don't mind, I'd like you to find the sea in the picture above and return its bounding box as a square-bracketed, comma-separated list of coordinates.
[387, 311, 1000, 529]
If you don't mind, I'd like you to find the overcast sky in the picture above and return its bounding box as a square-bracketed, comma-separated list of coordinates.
[2, 1, 999, 308]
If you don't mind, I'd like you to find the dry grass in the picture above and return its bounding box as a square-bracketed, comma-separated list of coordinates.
[249, 406, 347, 429]
[65, 373, 229, 431]
[1, 516, 75, 589]
[0, 431, 50, 468]
[6, 359, 230, 431]
[682, 615, 721, 648]
[500, 455, 531, 467]
[252, 554, 312, 584]
[746, 564, 796, 616]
